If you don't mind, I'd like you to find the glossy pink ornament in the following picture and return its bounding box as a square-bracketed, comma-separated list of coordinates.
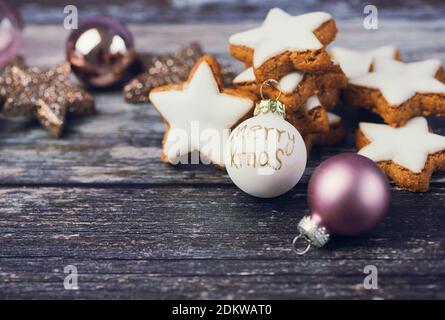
[66, 15, 136, 88]
[0, 2, 23, 67]
[293, 153, 390, 255]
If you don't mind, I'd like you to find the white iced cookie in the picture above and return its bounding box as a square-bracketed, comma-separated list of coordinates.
[358, 117, 445, 173]
[350, 58, 445, 106]
[149, 56, 255, 167]
[229, 8, 332, 68]
[329, 46, 398, 79]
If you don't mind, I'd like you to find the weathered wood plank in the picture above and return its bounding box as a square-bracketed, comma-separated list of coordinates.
[1, 186, 445, 299]
[1, 264, 444, 299]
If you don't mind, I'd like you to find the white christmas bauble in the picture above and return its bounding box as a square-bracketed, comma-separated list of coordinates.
[224, 111, 307, 198]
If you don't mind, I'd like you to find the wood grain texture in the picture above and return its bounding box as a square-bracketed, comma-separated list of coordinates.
[1, 186, 445, 299]
[1, 14, 445, 299]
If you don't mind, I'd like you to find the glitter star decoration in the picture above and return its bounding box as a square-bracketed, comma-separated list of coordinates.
[0, 61, 95, 138]
[124, 42, 235, 104]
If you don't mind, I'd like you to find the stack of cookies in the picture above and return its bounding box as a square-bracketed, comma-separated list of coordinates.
[330, 46, 445, 192]
[229, 8, 348, 155]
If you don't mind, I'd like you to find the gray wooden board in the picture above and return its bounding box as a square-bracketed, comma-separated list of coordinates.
[1, 186, 445, 299]
[1, 15, 445, 299]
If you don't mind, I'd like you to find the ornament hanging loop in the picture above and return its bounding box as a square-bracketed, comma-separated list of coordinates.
[292, 234, 312, 255]
[255, 79, 286, 117]
[260, 79, 282, 101]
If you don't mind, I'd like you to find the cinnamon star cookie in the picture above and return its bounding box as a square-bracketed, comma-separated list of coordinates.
[149, 55, 256, 167]
[356, 117, 445, 192]
[229, 8, 337, 82]
[344, 58, 445, 127]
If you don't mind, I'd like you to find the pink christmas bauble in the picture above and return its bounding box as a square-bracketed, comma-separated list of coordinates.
[295, 153, 390, 254]
[0, 2, 23, 67]
[66, 15, 136, 88]
[308, 153, 390, 236]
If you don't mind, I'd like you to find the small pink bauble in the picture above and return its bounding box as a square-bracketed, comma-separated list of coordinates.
[0, 2, 23, 67]
[66, 15, 136, 88]
[294, 153, 390, 254]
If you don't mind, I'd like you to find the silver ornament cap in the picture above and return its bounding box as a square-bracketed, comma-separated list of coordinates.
[253, 99, 286, 117]
[254, 79, 286, 118]
[293, 216, 331, 255]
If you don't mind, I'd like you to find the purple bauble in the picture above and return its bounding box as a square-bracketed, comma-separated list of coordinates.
[66, 15, 136, 88]
[0, 2, 23, 67]
[308, 153, 390, 236]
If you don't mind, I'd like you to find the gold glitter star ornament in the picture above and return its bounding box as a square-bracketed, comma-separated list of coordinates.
[0, 61, 95, 138]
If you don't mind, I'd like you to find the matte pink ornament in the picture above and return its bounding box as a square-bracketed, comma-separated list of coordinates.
[0, 2, 23, 67]
[293, 153, 391, 255]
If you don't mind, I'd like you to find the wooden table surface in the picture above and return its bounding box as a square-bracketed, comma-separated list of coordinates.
[1, 9, 445, 299]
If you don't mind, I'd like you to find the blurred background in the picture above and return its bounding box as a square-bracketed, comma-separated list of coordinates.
[11, 0, 445, 24]
[5, 0, 445, 67]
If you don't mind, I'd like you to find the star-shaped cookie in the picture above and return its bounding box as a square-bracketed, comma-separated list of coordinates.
[149, 55, 256, 167]
[229, 8, 337, 82]
[356, 117, 445, 192]
[0, 62, 95, 138]
[344, 58, 445, 127]
[329, 46, 399, 79]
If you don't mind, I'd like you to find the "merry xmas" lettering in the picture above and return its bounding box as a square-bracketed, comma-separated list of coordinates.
[228, 124, 296, 170]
